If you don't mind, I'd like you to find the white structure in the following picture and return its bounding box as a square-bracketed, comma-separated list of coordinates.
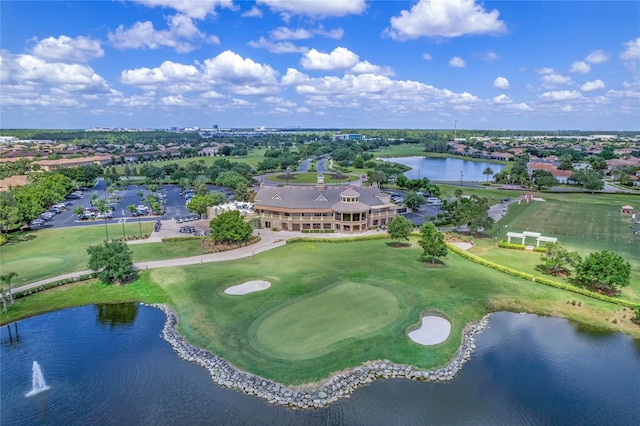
[506, 231, 557, 247]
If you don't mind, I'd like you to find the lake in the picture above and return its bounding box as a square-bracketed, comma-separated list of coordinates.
[1, 305, 639, 425]
[385, 156, 507, 182]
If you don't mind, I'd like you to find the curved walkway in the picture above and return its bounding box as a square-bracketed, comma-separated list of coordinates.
[12, 199, 507, 295]
[10, 228, 384, 295]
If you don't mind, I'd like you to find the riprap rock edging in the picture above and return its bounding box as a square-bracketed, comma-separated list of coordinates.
[151, 303, 490, 409]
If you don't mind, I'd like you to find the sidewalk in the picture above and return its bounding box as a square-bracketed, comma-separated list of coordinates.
[11, 228, 385, 294]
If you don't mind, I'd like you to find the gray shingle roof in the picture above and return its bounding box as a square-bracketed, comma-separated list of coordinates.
[254, 185, 392, 211]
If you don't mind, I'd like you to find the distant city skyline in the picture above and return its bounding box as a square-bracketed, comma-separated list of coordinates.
[1, 1, 639, 130]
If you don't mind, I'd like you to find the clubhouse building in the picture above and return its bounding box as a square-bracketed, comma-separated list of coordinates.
[253, 174, 397, 233]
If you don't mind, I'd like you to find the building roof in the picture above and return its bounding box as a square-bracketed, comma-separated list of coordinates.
[0, 174, 29, 192]
[254, 185, 392, 212]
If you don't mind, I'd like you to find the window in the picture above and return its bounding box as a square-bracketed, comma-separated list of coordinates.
[313, 223, 321, 230]
[265, 221, 271, 228]
[303, 223, 311, 230]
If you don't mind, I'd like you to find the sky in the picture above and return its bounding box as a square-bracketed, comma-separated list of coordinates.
[1, 1, 639, 131]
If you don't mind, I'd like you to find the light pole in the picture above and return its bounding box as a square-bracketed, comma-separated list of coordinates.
[460, 171, 463, 187]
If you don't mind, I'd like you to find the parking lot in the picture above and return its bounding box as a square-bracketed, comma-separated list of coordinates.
[29, 179, 234, 230]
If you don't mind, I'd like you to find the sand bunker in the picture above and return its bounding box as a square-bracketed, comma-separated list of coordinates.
[408, 315, 451, 345]
[224, 280, 271, 295]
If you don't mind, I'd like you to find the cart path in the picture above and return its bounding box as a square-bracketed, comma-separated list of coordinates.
[12, 200, 509, 295]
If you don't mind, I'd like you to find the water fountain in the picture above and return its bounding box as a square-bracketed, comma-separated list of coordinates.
[25, 361, 50, 397]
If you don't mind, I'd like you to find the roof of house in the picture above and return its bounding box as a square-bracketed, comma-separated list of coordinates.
[253, 185, 393, 212]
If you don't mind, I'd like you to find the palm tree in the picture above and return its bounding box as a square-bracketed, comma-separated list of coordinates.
[0, 286, 7, 313]
[95, 199, 110, 241]
[483, 167, 494, 182]
[128, 204, 142, 238]
[0, 272, 17, 305]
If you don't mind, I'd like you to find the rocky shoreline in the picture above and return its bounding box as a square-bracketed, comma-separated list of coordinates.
[152, 303, 491, 408]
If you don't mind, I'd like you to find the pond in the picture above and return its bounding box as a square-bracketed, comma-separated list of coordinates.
[1, 305, 639, 425]
[385, 156, 507, 182]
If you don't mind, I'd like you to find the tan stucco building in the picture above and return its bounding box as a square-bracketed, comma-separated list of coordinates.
[253, 174, 397, 233]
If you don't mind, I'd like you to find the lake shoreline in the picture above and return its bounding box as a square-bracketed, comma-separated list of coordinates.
[153, 302, 491, 408]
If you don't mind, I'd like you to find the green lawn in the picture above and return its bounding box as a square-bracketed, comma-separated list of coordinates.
[481, 192, 640, 302]
[146, 239, 638, 385]
[0, 223, 209, 285]
[264, 171, 360, 184]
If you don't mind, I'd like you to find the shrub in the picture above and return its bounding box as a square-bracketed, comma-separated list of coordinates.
[498, 240, 526, 250]
[447, 243, 640, 310]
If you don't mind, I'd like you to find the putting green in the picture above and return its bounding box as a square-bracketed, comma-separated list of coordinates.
[252, 282, 399, 360]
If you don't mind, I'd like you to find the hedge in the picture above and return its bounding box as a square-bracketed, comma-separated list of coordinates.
[161, 236, 204, 242]
[447, 243, 640, 310]
[287, 234, 391, 244]
[498, 240, 526, 250]
[11, 273, 98, 300]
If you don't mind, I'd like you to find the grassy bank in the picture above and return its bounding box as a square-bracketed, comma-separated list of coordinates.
[147, 239, 638, 384]
[0, 224, 209, 285]
[2, 238, 637, 386]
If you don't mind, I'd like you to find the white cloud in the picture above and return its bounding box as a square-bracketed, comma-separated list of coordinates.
[492, 94, 511, 104]
[422, 53, 432, 60]
[202, 51, 279, 87]
[119, 50, 279, 97]
[131, 0, 234, 19]
[242, 5, 263, 18]
[449, 57, 466, 68]
[120, 61, 200, 86]
[621, 37, 640, 61]
[109, 15, 219, 53]
[257, 0, 366, 17]
[493, 76, 510, 89]
[540, 73, 572, 88]
[248, 37, 308, 54]
[561, 105, 573, 112]
[0, 51, 111, 109]
[539, 90, 581, 102]
[300, 47, 359, 71]
[281, 68, 311, 85]
[585, 49, 608, 64]
[536, 67, 555, 75]
[349, 61, 395, 76]
[386, 0, 506, 40]
[480, 51, 499, 61]
[569, 61, 590, 74]
[29, 35, 104, 63]
[580, 79, 605, 92]
[512, 102, 531, 111]
[270, 26, 343, 40]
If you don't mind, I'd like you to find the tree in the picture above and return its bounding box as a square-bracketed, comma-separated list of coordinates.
[483, 167, 494, 181]
[387, 215, 413, 246]
[73, 205, 85, 217]
[0, 191, 21, 234]
[575, 250, 631, 294]
[234, 181, 251, 202]
[127, 204, 142, 238]
[87, 241, 136, 284]
[193, 180, 209, 197]
[404, 191, 425, 211]
[187, 193, 223, 218]
[0, 272, 17, 305]
[454, 188, 463, 198]
[558, 155, 574, 171]
[210, 210, 253, 244]
[94, 198, 111, 241]
[540, 242, 581, 276]
[418, 222, 448, 263]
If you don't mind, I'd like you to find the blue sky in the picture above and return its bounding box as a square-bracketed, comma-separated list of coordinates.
[1, 1, 639, 130]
